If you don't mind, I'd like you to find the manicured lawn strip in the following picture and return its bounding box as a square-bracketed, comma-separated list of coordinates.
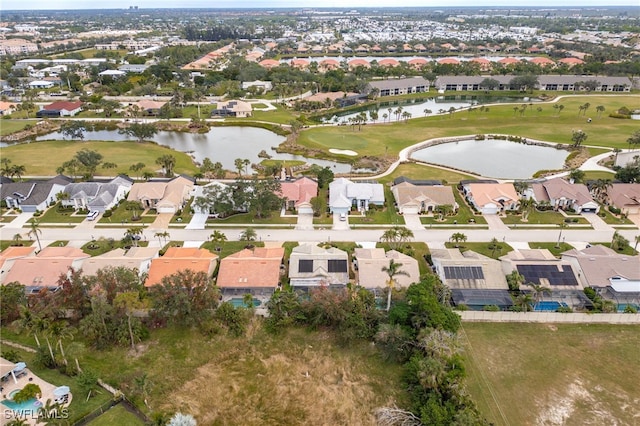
[86, 404, 146, 426]
[501, 209, 589, 225]
[208, 212, 296, 225]
[0, 119, 37, 136]
[582, 170, 616, 181]
[312, 187, 332, 225]
[597, 206, 635, 225]
[1, 140, 199, 177]
[29, 203, 86, 224]
[100, 203, 155, 224]
[0, 240, 34, 251]
[170, 199, 193, 224]
[445, 241, 513, 259]
[527, 242, 574, 257]
[378, 163, 476, 185]
[297, 95, 640, 158]
[586, 147, 611, 157]
[349, 187, 404, 225]
[81, 238, 149, 256]
[421, 187, 487, 225]
[589, 242, 638, 256]
[200, 240, 265, 259]
[376, 242, 430, 275]
[462, 323, 640, 426]
[248, 104, 298, 124]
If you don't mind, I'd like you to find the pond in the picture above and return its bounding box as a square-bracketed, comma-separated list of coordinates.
[35, 127, 354, 173]
[410, 138, 569, 179]
[325, 95, 540, 124]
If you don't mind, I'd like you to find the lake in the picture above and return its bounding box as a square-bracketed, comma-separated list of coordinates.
[35, 127, 354, 173]
[410, 138, 569, 179]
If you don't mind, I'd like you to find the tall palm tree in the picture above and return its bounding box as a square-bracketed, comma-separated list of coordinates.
[528, 283, 552, 308]
[515, 293, 533, 313]
[154, 231, 170, 246]
[47, 321, 74, 366]
[28, 220, 43, 252]
[125, 227, 144, 247]
[381, 259, 409, 311]
[449, 232, 467, 248]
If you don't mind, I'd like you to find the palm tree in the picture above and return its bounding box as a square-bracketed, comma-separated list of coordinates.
[240, 227, 257, 241]
[489, 237, 502, 258]
[611, 231, 629, 251]
[47, 321, 74, 365]
[449, 232, 467, 248]
[154, 231, 170, 246]
[634, 235, 640, 253]
[515, 293, 533, 313]
[28, 220, 43, 252]
[209, 230, 227, 244]
[125, 227, 144, 247]
[595, 105, 605, 118]
[528, 283, 552, 308]
[12, 233, 23, 246]
[591, 179, 612, 203]
[381, 259, 409, 311]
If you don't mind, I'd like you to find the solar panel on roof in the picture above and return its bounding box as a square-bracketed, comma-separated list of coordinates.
[515, 264, 578, 286]
[444, 266, 484, 280]
[298, 259, 313, 273]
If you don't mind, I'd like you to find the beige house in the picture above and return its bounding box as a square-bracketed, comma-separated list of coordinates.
[127, 176, 194, 214]
[605, 183, 640, 215]
[528, 178, 599, 213]
[353, 248, 420, 290]
[211, 100, 252, 118]
[288, 244, 349, 291]
[79, 247, 158, 278]
[391, 181, 458, 214]
[462, 182, 519, 215]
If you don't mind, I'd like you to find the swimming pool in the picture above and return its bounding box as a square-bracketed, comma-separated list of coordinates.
[534, 301, 569, 311]
[229, 298, 261, 308]
[1, 397, 42, 412]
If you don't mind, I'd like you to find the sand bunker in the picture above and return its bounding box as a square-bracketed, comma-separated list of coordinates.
[329, 149, 358, 156]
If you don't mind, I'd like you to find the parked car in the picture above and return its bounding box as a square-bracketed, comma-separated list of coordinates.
[86, 211, 99, 221]
[339, 213, 347, 221]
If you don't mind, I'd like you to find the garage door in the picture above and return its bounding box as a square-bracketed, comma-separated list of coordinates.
[402, 206, 419, 215]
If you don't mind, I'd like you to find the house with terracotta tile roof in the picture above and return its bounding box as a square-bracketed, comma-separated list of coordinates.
[605, 183, 640, 215]
[288, 244, 349, 291]
[127, 176, 194, 214]
[0, 101, 17, 115]
[353, 248, 419, 291]
[391, 181, 458, 215]
[462, 182, 519, 215]
[0, 246, 37, 284]
[2, 247, 90, 293]
[279, 177, 318, 214]
[527, 177, 599, 213]
[36, 101, 83, 118]
[145, 247, 218, 287]
[216, 247, 285, 303]
[79, 246, 158, 278]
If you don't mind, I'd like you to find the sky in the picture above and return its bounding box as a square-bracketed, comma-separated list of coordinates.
[2, 0, 639, 11]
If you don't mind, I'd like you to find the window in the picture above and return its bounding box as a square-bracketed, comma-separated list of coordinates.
[328, 259, 348, 273]
[298, 259, 313, 273]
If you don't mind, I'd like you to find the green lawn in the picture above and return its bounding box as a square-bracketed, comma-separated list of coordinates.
[29, 203, 86, 224]
[462, 323, 640, 426]
[0, 119, 37, 136]
[297, 95, 639, 159]
[0, 240, 34, 251]
[377, 242, 431, 275]
[597, 206, 635, 225]
[100, 203, 156, 225]
[208, 212, 296, 225]
[378, 163, 476, 185]
[421, 187, 487, 225]
[527, 242, 574, 257]
[1, 140, 199, 177]
[249, 104, 298, 124]
[87, 404, 146, 426]
[200, 240, 265, 259]
[582, 170, 616, 181]
[445, 241, 513, 259]
[349, 187, 404, 225]
[81, 238, 149, 256]
[589, 242, 638, 256]
[501, 209, 589, 225]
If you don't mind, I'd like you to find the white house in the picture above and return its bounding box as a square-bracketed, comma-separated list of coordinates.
[61, 176, 133, 212]
[329, 178, 384, 214]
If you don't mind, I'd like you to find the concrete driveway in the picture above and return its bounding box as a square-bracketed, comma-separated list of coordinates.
[332, 213, 350, 230]
[186, 212, 208, 230]
[296, 212, 314, 230]
[402, 214, 424, 231]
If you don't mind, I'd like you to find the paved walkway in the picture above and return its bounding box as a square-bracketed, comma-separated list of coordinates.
[1, 212, 34, 229]
[403, 213, 424, 231]
[149, 213, 173, 229]
[582, 213, 613, 231]
[484, 214, 510, 231]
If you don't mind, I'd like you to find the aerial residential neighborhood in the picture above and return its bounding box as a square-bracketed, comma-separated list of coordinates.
[0, 4, 639, 426]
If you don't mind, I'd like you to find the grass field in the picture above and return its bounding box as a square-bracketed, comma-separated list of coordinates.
[501, 209, 589, 225]
[87, 404, 145, 426]
[0, 119, 37, 136]
[298, 95, 640, 158]
[0, 140, 199, 177]
[461, 323, 640, 426]
[445, 241, 513, 259]
[378, 163, 475, 185]
[527, 242, 574, 257]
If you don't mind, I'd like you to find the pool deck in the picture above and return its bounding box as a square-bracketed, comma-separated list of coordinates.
[0, 368, 72, 426]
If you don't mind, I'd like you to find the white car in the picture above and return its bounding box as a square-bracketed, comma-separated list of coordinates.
[339, 213, 347, 221]
[86, 211, 99, 221]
